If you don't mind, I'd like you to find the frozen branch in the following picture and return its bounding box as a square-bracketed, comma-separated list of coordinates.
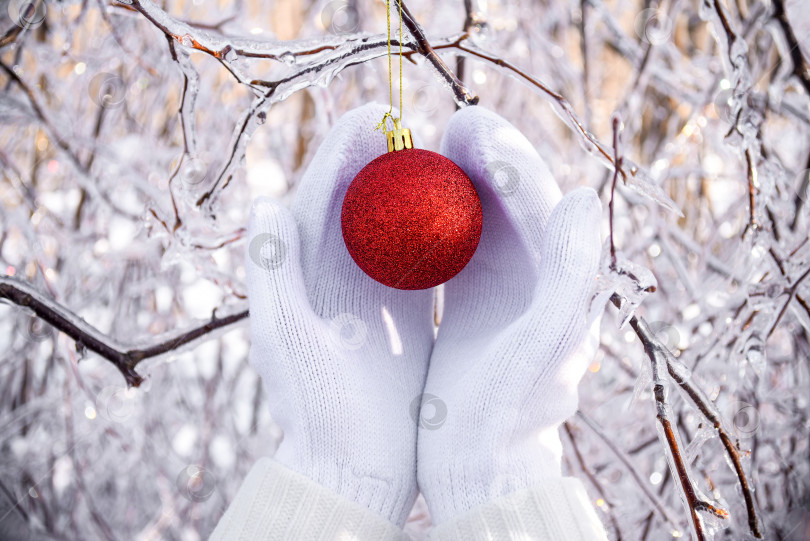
[393, 0, 478, 106]
[626, 310, 729, 540]
[768, 264, 810, 338]
[0, 277, 248, 387]
[576, 410, 682, 528]
[453, 0, 484, 96]
[661, 344, 763, 539]
[745, 147, 757, 232]
[113, 0, 675, 215]
[0, 60, 139, 220]
[609, 294, 761, 538]
[772, 0, 810, 96]
[438, 36, 679, 214]
[609, 116, 622, 269]
[0, 0, 43, 49]
[563, 422, 624, 540]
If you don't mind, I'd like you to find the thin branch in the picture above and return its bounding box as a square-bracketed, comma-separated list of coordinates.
[711, 0, 738, 49]
[0, 277, 248, 387]
[563, 422, 624, 540]
[768, 265, 810, 338]
[74, 93, 108, 229]
[394, 0, 478, 106]
[0, 59, 137, 220]
[610, 294, 762, 538]
[746, 148, 757, 231]
[791, 152, 810, 230]
[121, 0, 332, 62]
[772, 0, 810, 96]
[0, 0, 42, 49]
[662, 350, 762, 538]
[454, 0, 483, 109]
[443, 37, 642, 188]
[579, 0, 591, 128]
[576, 411, 682, 529]
[620, 306, 729, 540]
[118, 0, 638, 213]
[609, 115, 622, 269]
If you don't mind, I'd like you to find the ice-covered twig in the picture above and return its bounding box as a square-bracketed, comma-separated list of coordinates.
[63, 384, 117, 541]
[610, 293, 762, 538]
[162, 36, 201, 232]
[116, 0, 674, 215]
[620, 307, 729, 540]
[772, 0, 810, 96]
[707, 0, 737, 52]
[791, 154, 810, 230]
[448, 37, 619, 171]
[662, 347, 762, 538]
[393, 0, 478, 106]
[563, 422, 624, 540]
[768, 264, 810, 338]
[443, 36, 680, 214]
[745, 148, 758, 232]
[0, 277, 248, 387]
[121, 0, 353, 62]
[0, 0, 42, 49]
[576, 411, 683, 529]
[453, 0, 484, 98]
[0, 60, 136, 220]
[609, 116, 622, 269]
[196, 37, 416, 207]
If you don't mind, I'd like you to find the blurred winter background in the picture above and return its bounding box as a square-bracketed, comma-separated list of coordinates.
[1, 0, 809, 539]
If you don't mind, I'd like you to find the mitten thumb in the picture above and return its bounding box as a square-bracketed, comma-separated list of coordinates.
[529, 187, 602, 387]
[533, 187, 602, 319]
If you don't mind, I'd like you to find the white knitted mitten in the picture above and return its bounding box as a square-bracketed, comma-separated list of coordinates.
[417, 106, 605, 525]
[245, 103, 435, 527]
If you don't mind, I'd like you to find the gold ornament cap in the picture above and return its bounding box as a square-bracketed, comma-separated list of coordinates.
[386, 118, 413, 152]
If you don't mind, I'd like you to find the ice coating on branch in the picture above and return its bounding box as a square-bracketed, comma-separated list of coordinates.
[551, 99, 682, 215]
[644, 316, 729, 540]
[619, 158, 683, 217]
[172, 45, 200, 155]
[455, 41, 682, 215]
[684, 424, 715, 465]
[600, 245, 658, 328]
[629, 351, 652, 410]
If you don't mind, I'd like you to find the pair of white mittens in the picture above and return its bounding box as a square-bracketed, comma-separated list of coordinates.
[246, 103, 603, 527]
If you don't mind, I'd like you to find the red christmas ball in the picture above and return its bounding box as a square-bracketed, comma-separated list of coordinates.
[341, 148, 482, 290]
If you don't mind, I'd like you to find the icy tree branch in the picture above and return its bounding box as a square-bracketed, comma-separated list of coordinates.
[0, 277, 248, 387]
[110, 0, 674, 215]
[625, 308, 729, 540]
[576, 410, 683, 529]
[393, 0, 478, 106]
[609, 293, 762, 538]
[772, 0, 810, 98]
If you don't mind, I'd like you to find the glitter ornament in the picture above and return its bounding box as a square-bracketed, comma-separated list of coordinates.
[340, 0, 482, 289]
[341, 120, 482, 290]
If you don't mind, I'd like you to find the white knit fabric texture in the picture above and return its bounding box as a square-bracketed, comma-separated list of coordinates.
[245, 103, 435, 526]
[209, 458, 410, 541]
[427, 476, 609, 541]
[417, 106, 605, 525]
[209, 458, 607, 541]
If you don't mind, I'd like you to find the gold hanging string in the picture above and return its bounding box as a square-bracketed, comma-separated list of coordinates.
[376, 0, 404, 131]
[397, 0, 402, 121]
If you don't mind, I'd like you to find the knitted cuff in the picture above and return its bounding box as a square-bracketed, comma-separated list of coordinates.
[210, 458, 411, 541]
[274, 445, 418, 527]
[419, 426, 563, 525]
[427, 477, 608, 541]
